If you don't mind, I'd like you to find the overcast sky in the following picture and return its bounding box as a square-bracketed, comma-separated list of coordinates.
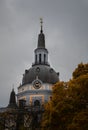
[0, 0, 88, 107]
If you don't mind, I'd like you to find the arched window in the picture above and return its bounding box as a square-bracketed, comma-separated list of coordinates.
[34, 100, 40, 106]
[39, 54, 41, 63]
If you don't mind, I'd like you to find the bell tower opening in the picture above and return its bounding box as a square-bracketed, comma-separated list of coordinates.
[35, 54, 37, 63]
[44, 54, 46, 63]
[39, 54, 41, 64]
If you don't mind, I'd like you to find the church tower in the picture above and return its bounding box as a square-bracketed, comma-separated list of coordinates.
[33, 18, 49, 66]
[17, 19, 59, 107]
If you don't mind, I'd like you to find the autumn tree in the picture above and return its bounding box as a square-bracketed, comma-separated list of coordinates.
[41, 63, 88, 130]
[67, 63, 88, 130]
[72, 62, 88, 79]
[42, 82, 71, 130]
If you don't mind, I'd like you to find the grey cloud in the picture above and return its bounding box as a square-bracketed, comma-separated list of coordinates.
[0, 0, 88, 106]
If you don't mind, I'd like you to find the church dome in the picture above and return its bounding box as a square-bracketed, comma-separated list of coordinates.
[17, 20, 59, 107]
[21, 19, 59, 86]
[22, 65, 59, 85]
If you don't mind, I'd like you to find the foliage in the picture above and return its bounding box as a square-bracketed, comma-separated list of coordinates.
[72, 62, 88, 79]
[41, 63, 88, 130]
[68, 110, 88, 130]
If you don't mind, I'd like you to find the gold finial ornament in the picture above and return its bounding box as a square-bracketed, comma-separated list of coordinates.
[40, 18, 43, 26]
[40, 18, 43, 33]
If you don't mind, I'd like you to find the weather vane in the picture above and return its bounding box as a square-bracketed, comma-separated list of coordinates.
[40, 18, 43, 33]
[40, 18, 43, 26]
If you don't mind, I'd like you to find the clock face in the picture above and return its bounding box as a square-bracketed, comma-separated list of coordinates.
[33, 80, 41, 89]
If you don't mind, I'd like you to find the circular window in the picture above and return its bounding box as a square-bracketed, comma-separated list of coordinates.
[50, 68, 53, 73]
[33, 80, 41, 89]
[36, 67, 40, 73]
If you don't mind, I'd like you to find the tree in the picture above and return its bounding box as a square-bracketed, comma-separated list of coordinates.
[41, 63, 88, 130]
[42, 82, 71, 130]
[72, 63, 88, 79]
[68, 110, 88, 130]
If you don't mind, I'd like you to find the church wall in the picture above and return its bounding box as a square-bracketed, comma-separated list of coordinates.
[17, 83, 53, 106]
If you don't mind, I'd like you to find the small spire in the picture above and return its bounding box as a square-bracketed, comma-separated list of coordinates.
[8, 88, 17, 108]
[40, 18, 43, 33]
[37, 18, 45, 48]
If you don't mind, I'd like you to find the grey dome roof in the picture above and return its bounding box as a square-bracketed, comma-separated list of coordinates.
[22, 65, 59, 85]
